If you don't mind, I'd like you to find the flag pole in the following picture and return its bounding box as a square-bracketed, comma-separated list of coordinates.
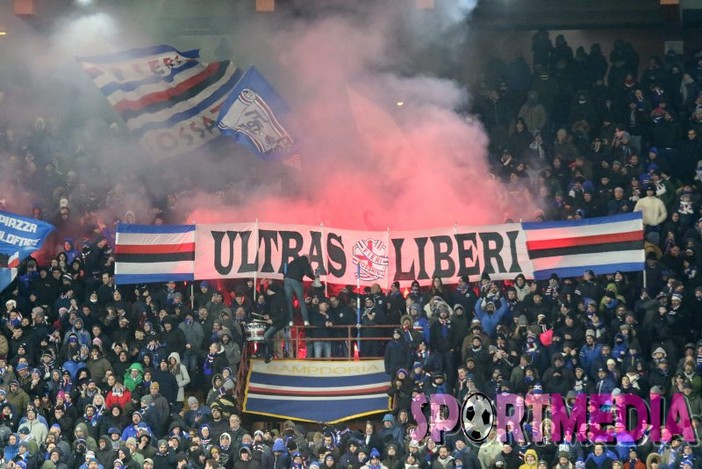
[253, 219, 259, 302]
[191, 218, 196, 310]
[356, 262, 361, 356]
[321, 222, 328, 298]
[386, 227, 391, 290]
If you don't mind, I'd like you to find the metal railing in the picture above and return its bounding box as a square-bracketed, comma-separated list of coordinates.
[233, 324, 397, 411]
[245, 323, 399, 359]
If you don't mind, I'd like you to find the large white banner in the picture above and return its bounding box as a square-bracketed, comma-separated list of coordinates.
[194, 222, 534, 287]
[195, 222, 258, 280]
[389, 224, 531, 286]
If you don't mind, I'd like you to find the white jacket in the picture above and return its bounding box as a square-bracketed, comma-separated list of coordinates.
[169, 352, 191, 402]
[634, 195, 667, 227]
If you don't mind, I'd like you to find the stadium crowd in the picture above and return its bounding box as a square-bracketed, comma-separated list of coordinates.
[1, 29, 702, 469]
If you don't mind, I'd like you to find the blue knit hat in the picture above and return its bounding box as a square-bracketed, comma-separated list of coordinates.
[272, 438, 286, 452]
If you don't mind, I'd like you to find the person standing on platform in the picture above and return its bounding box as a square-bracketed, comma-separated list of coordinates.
[283, 255, 315, 327]
[263, 283, 287, 363]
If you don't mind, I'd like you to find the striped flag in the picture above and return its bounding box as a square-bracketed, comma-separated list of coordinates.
[7, 252, 19, 269]
[244, 359, 390, 423]
[79, 45, 241, 155]
[0, 251, 19, 294]
[114, 224, 195, 285]
[523, 212, 645, 281]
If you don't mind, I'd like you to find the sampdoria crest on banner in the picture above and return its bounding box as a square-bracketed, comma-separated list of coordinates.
[352, 239, 389, 281]
[221, 88, 293, 153]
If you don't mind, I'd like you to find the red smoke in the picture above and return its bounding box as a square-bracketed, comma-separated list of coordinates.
[186, 10, 532, 231]
[0, 2, 536, 231]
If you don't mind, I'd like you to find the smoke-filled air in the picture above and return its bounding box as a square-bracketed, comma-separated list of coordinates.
[0, 0, 536, 230]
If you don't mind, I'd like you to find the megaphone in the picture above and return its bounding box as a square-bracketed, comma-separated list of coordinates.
[312, 267, 323, 289]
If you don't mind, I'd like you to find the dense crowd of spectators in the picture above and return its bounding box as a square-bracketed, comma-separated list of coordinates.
[0, 28, 701, 469]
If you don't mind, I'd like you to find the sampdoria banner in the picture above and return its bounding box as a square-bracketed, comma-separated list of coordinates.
[115, 213, 645, 286]
[193, 222, 533, 286]
[243, 359, 391, 423]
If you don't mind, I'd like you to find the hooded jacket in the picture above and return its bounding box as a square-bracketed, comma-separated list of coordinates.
[266, 283, 288, 329]
[168, 352, 191, 402]
[221, 333, 242, 370]
[3, 434, 19, 462]
[474, 298, 510, 338]
[74, 422, 98, 452]
[105, 386, 131, 410]
[96, 436, 117, 468]
[63, 238, 81, 264]
[519, 449, 540, 469]
[123, 363, 144, 392]
[234, 446, 263, 469]
[260, 438, 289, 469]
[20, 416, 48, 448]
[116, 445, 141, 469]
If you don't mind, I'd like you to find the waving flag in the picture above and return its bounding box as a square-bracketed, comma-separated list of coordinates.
[217, 66, 296, 161]
[0, 210, 55, 255]
[79, 45, 240, 155]
[0, 251, 19, 293]
[114, 224, 195, 284]
[523, 212, 645, 280]
[244, 359, 390, 423]
[0, 210, 54, 293]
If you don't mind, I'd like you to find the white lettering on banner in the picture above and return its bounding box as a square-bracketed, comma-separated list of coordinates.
[141, 110, 221, 153]
[145, 54, 192, 78]
[194, 223, 535, 286]
[0, 215, 38, 233]
[93, 53, 195, 83]
[0, 232, 39, 247]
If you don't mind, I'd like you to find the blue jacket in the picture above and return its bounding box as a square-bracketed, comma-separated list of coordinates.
[579, 343, 602, 375]
[412, 317, 430, 344]
[594, 375, 616, 394]
[585, 449, 617, 469]
[3, 437, 18, 462]
[474, 298, 509, 338]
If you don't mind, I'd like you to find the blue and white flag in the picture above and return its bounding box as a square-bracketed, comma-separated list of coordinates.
[523, 212, 645, 280]
[79, 45, 241, 155]
[0, 251, 19, 294]
[0, 211, 54, 293]
[114, 224, 196, 285]
[0, 211, 54, 258]
[217, 66, 296, 161]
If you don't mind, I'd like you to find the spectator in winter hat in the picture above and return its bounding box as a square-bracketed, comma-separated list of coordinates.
[365, 448, 383, 468]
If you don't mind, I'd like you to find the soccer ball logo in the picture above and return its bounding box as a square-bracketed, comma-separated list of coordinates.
[461, 392, 495, 443]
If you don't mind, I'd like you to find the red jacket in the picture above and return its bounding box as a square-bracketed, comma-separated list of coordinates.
[105, 388, 131, 409]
